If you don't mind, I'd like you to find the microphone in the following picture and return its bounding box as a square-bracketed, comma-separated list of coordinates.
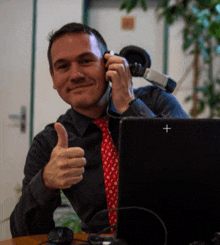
[119, 45, 177, 93]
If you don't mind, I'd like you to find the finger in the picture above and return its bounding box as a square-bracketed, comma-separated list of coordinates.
[106, 70, 120, 84]
[105, 55, 128, 68]
[105, 58, 130, 81]
[59, 175, 83, 189]
[71, 167, 85, 176]
[107, 63, 126, 78]
[62, 166, 85, 177]
[70, 157, 86, 167]
[64, 175, 83, 188]
[62, 157, 86, 168]
[104, 51, 114, 60]
[66, 147, 85, 158]
[54, 122, 68, 148]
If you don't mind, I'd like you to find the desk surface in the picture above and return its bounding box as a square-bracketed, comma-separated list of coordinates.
[0, 233, 89, 245]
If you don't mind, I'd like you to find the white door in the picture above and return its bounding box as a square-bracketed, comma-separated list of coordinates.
[0, 0, 33, 240]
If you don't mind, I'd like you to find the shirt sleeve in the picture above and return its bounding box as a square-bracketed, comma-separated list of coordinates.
[108, 86, 189, 119]
[10, 131, 61, 238]
[121, 98, 156, 117]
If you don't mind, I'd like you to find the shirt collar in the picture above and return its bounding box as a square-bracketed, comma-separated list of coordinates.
[68, 107, 112, 136]
[64, 86, 120, 136]
[69, 108, 94, 136]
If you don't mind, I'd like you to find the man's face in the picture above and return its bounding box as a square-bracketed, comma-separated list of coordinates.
[50, 32, 108, 114]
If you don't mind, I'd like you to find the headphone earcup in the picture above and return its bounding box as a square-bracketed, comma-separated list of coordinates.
[119, 45, 151, 77]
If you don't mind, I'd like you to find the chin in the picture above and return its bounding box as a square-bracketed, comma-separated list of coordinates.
[70, 98, 101, 110]
[63, 86, 109, 111]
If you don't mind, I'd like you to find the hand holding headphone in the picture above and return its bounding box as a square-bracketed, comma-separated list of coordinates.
[106, 45, 177, 93]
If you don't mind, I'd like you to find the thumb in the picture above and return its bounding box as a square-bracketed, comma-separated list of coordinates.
[54, 122, 68, 148]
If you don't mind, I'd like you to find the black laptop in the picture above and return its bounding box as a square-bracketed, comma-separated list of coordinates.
[116, 118, 220, 245]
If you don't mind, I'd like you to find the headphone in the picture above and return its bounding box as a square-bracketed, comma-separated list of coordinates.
[106, 45, 176, 93]
[119, 45, 151, 77]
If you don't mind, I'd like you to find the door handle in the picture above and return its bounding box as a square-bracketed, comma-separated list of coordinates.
[8, 106, 27, 133]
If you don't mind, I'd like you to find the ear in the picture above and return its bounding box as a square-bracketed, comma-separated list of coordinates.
[50, 69, 57, 89]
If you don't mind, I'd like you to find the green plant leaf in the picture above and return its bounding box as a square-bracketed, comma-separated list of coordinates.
[170, 5, 177, 15]
[120, 1, 127, 10]
[156, 0, 169, 9]
[197, 99, 206, 114]
[195, 25, 204, 35]
[183, 36, 197, 51]
[192, 5, 198, 14]
[127, 0, 138, 13]
[141, 0, 147, 10]
[194, 86, 205, 92]
[165, 6, 179, 24]
[197, 0, 210, 8]
[185, 95, 192, 102]
[216, 45, 220, 54]
[202, 48, 210, 63]
[216, 4, 220, 14]
[209, 22, 220, 40]
[62, 219, 74, 227]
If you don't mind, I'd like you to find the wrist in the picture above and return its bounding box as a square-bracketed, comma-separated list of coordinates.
[116, 97, 135, 114]
[41, 167, 54, 192]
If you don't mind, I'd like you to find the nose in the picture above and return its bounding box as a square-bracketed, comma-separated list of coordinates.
[69, 63, 85, 81]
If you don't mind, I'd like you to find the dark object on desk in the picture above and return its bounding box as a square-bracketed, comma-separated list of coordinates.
[47, 227, 73, 245]
[116, 118, 220, 245]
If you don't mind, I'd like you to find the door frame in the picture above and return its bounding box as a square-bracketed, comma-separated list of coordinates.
[29, 0, 37, 145]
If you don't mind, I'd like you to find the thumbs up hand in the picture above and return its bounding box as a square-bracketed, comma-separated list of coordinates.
[42, 122, 86, 190]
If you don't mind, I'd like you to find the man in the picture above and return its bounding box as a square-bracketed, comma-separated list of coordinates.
[10, 22, 188, 237]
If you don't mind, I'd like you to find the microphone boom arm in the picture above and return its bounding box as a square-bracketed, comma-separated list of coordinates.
[129, 62, 176, 93]
[143, 68, 177, 93]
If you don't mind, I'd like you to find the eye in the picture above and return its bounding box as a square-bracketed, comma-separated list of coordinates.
[79, 58, 94, 66]
[58, 64, 69, 69]
[82, 59, 92, 64]
[58, 65, 67, 69]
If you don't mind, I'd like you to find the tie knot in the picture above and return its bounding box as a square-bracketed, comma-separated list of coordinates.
[93, 118, 109, 133]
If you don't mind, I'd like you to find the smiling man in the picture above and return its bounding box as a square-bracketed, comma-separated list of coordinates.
[10, 23, 188, 237]
[50, 32, 109, 118]
[49, 28, 134, 118]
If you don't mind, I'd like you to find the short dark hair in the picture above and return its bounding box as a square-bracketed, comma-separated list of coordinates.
[47, 22, 108, 70]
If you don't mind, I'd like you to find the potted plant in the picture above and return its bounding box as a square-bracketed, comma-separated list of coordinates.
[120, 0, 220, 118]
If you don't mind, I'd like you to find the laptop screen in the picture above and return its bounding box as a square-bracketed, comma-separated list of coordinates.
[116, 118, 220, 245]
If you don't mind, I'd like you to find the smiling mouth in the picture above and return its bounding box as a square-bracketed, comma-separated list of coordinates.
[67, 84, 93, 92]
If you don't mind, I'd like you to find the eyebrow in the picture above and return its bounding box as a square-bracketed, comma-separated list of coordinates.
[53, 52, 98, 68]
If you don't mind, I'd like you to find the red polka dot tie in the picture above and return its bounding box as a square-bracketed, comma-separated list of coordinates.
[93, 116, 119, 229]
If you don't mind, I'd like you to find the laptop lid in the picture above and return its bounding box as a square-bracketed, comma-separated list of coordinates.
[116, 118, 220, 245]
